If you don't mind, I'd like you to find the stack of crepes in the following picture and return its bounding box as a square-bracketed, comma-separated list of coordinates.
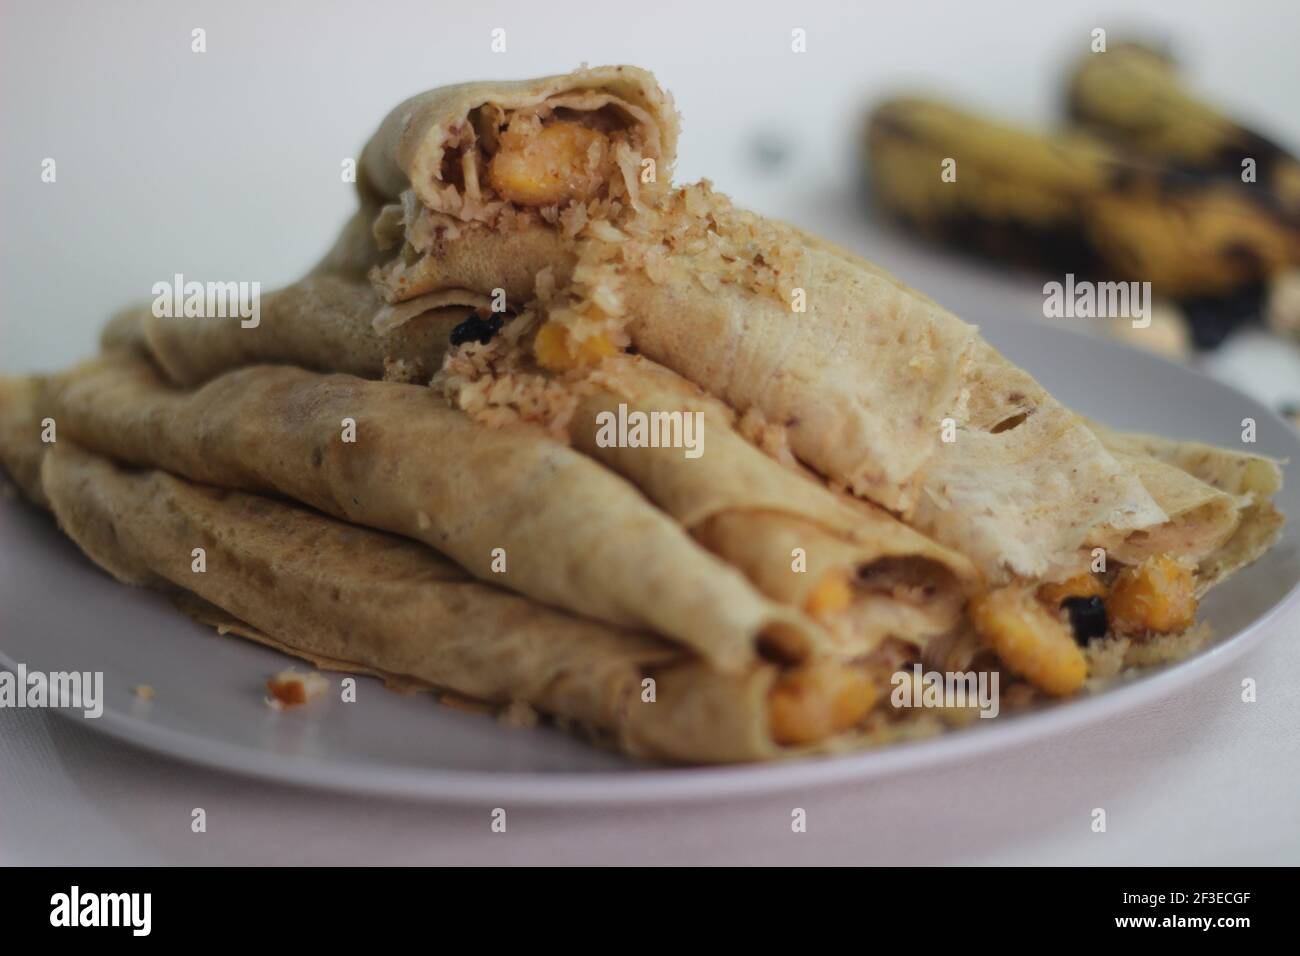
[0, 66, 1286, 763]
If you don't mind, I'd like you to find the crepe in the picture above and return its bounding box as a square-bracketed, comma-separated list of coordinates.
[564, 356, 981, 656]
[110, 275, 478, 388]
[36, 441, 880, 762]
[360, 66, 677, 213]
[0, 378, 879, 761]
[347, 65, 1177, 583]
[361, 66, 676, 309]
[42, 352, 824, 671]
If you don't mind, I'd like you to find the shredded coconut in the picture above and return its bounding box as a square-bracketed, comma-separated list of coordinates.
[1084, 636, 1131, 681]
[434, 311, 592, 436]
[736, 406, 803, 472]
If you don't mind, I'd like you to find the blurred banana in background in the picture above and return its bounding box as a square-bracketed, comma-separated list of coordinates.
[1066, 40, 1300, 349]
[865, 41, 1300, 355]
[865, 98, 1300, 306]
[1067, 41, 1300, 219]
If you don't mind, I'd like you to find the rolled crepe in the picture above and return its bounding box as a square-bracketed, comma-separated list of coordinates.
[361, 65, 676, 307]
[349, 65, 1172, 582]
[37, 441, 872, 763]
[110, 275, 480, 388]
[565, 356, 981, 656]
[360, 66, 677, 214]
[43, 353, 824, 671]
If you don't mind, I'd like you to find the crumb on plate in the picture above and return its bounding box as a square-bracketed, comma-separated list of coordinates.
[265, 669, 328, 710]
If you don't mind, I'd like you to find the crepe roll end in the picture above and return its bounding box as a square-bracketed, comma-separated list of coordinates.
[755, 614, 823, 666]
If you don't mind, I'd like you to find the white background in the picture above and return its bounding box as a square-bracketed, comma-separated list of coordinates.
[2, 0, 1299, 864]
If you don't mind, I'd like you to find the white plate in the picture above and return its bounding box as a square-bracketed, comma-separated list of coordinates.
[3, 314, 1298, 805]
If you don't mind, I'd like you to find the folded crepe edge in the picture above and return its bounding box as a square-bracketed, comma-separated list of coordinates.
[1089, 420, 1286, 591]
[0, 374, 50, 507]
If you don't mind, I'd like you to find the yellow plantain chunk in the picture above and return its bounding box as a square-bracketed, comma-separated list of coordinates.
[803, 571, 854, 617]
[970, 586, 1087, 696]
[1108, 554, 1198, 636]
[488, 120, 608, 206]
[1037, 572, 1107, 607]
[768, 663, 877, 746]
[534, 320, 615, 371]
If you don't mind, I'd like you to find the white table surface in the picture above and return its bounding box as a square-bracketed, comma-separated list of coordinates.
[3, 0, 1299, 866]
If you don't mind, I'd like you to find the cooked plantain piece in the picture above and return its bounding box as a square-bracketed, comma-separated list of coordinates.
[865, 96, 1300, 299]
[1066, 41, 1300, 219]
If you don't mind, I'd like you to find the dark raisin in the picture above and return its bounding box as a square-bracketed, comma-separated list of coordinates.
[449, 313, 505, 346]
[1062, 595, 1108, 644]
